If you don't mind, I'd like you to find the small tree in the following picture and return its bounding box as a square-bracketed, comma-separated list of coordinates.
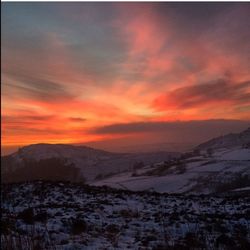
[131, 166, 138, 177]
[176, 162, 186, 174]
[193, 149, 201, 156]
[133, 161, 145, 169]
[131, 161, 144, 177]
[207, 148, 214, 157]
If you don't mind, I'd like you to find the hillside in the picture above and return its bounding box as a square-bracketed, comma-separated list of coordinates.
[92, 128, 250, 194]
[2, 128, 249, 193]
[2, 181, 250, 249]
[1, 144, 179, 183]
[195, 127, 250, 150]
[92, 147, 250, 194]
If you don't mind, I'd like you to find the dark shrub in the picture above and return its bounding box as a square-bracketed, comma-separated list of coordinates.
[183, 232, 204, 248]
[1, 218, 14, 234]
[60, 239, 69, 245]
[144, 235, 157, 241]
[215, 174, 250, 192]
[216, 234, 236, 248]
[34, 211, 48, 222]
[106, 224, 120, 234]
[119, 209, 139, 218]
[176, 162, 186, 174]
[71, 219, 87, 235]
[18, 208, 34, 224]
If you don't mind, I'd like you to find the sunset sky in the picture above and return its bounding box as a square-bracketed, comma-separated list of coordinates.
[2, 2, 250, 154]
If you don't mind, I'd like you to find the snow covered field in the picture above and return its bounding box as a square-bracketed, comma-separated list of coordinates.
[92, 147, 250, 194]
[2, 181, 250, 250]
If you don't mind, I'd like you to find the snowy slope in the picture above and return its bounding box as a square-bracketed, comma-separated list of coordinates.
[219, 148, 250, 160]
[91, 128, 250, 194]
[196, 127, 250, 150]
[92, 147, 250, 194]
[2, 181, 249, 249]
[1, 144, 179, 182]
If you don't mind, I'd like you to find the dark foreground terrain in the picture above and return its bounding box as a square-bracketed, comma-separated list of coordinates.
[1, 181, 250, 249]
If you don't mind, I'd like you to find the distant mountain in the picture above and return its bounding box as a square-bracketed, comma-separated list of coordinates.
[195, 127, 250, 151]
[2, 128, 249, 192]
[11, 143, 116, 160]
[1, 143, 179, 183]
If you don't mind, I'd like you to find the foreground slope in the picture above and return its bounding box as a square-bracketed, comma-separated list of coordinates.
[2, 181, 250, 250]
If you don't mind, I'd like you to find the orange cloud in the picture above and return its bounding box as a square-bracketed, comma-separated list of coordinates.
[2, 3, 250, 151]
[153, 79, 250, 120]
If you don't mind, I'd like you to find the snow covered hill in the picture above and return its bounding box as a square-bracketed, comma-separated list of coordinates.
[1, 144, 179, 183]
[92, 147, 250, 194]
[2, 128, 249, 193]
[196, 127, 250, 150]
[92, 128, 250, 194]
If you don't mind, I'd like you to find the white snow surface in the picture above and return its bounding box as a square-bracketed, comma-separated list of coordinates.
[219, 148, 250, 160]
[232, 186, 250, 192]
[2, 181, 250, 250]
[92, 147, 250, 194]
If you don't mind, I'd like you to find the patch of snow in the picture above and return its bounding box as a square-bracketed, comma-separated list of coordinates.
[219, 148, 250, 161]
[232, 186, 250, 192]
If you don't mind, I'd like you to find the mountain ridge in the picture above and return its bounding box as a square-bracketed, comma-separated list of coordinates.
[1, 143, 179, 183]
[195, 127, 250, 150]
[2, 127, 249, 193]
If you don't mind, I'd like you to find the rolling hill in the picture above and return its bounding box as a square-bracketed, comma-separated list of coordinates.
[1, 128, 249, 193]
[92, 128, 250, 194]
[1, 144, 179, 183]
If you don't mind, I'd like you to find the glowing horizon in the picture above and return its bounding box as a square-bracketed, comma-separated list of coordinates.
[2, 3, 250, 153]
